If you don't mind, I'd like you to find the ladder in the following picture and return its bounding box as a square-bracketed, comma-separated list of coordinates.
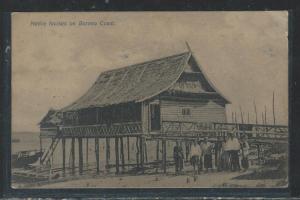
[40, 131, 61, 165]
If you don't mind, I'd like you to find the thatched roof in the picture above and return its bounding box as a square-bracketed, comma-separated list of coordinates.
[62, 52, 229, 111]
[39, 109, 62, 126]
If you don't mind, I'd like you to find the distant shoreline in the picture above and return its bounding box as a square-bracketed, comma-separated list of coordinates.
[12, 131, 39, 134]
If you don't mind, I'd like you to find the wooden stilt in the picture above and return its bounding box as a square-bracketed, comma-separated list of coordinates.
[105, 138, 110, 170]
[78, 138, 83, 175]
[120, 137, 125, 171]
[86, 138, 89, 169]
[62, 138, 66, 176]
[136, 136, 140, 168]
[71, 138, 75, 175]
[115, 137, 120, 174]
[272, 91, 276, 125]
[162, 139, 167, 173]
[156, 140, 160, 161]
[144, 140, 148, 163]
[139, 136, 144, 173]
[39, 134, 43, 164]
[185, 141, 189, 162]
[95, 138, 100, 174]
[127, 136, 130, 162]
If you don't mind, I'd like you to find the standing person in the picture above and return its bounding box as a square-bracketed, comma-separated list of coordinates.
[173, 141, 184, 175]
[201, 137, 214, 172]
[215, 136, 223, 171]
[190, 140, 202, 175]
[229, 134, 241, 171]
[226, 133, 234, 171]
[240, 135, 250, 171]
[185, 141, 190, 162]
[220, 136, 230, 171]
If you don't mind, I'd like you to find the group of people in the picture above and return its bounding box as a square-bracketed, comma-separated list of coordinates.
[173, 133, 250, 175]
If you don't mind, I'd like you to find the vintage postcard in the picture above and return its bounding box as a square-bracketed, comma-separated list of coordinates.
[11, 11, 288, 188]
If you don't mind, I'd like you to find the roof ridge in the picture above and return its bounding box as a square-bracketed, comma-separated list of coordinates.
[101, 51, 190, 75]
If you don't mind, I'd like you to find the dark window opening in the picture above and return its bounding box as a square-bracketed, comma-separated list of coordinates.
[150, 104, 161, 131]
[182, 108, 191, 116]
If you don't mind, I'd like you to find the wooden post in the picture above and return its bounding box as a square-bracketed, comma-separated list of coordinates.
[127, 136, 130, 162]
[39, 134, 43, 164]
[78, 138, 83, 175]
[71, 138, 75, 175]
[239, 105, 244, 124]
[234, 112, 237, 123]
[247, 112, 250, 124]
[162, 139, 167, 173]
[95, 138, 100, 174]
[264, 105, 267, 125]
[105, 138, 110, 170]
[120, 137, 125, 171]
[185, 141, 189, 162]
[62, 138, 66, 176]
[115, 137, 120, 174]
[144, 140, 148, 163]
[257, 144, 261, 164]
[136, 136, 140, 168]
[156, 140, 160, 161]
[86, 138, 89, 170]
[253, 99, 258, 124]
[272, 91, 276, 125]
[139, 136, 144, 173]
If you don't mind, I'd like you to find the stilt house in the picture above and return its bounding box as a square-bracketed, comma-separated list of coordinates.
[40, 51, 230, 138]
[38, 50, 289, 175]
[39, 50, 230, 173]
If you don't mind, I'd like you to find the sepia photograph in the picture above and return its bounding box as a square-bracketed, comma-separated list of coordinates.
[11, 11, 288, 188]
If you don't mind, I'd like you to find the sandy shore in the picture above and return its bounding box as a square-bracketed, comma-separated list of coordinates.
[32, 169, 286, 188]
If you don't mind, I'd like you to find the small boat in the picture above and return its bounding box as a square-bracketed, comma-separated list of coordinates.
[11, 150, 43, 168]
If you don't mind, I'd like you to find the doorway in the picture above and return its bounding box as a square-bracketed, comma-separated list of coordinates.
[150, 104, 160, 131]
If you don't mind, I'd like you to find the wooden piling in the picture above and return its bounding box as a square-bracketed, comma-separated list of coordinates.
[162, 139, 167, 173]
[127, 136, 130, 162]
[264, 105, 267, 125]
[86, 138, 89, 169]
[253, 99, 258, 124]
[71, 138, 75, 175]
[115, 137, 120, 174]
[239, 105, 244, 124]
[139, 136, 144, 173]
[144, 140, 148, 163]
[62, 138, 66, 176]
[95, 138, 100, 174]
[136, 136, 140, 168]
[39, 134, 42, 164]
[272, 91, 276, 125]
[185, 141, 189, 161]
[156, 140, 160, 161]
[120, 137, 125, 171]
[78, 138, 83, 175]
[105, 138, 110, 170]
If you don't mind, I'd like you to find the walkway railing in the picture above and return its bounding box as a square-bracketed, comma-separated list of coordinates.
[160, 121, 288, 142]
[59, 122, 142, 138]
[41, 122, 142, 138]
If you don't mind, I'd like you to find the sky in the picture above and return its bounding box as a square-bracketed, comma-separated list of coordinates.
[12, 11, 288, 132]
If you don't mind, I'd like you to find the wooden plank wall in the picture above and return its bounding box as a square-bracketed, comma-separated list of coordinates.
[160, 99, 226, 123]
